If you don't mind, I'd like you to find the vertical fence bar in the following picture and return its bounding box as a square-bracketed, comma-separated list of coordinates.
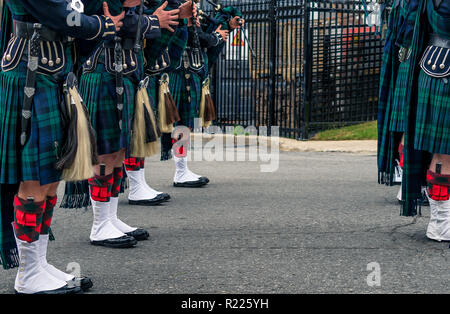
[302, 1, 312, 140]
[267, 0, 277, 136]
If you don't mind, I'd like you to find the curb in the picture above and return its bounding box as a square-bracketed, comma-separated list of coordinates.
[191, 133, 377, 154]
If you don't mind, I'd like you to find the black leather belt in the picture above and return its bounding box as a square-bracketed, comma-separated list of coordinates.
[429, 34, 450, 48]
[13, 20, 69, 42]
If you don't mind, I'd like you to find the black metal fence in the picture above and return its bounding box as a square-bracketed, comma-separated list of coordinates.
[201, 0, 384, 139]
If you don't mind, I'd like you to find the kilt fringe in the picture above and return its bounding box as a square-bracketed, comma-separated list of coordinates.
[60, 180, 91, 210]
[160, 133, 173, 161]
[0, 245, 20, 270]
[48, 227, 55, 241]
[0, 184, 20, 270]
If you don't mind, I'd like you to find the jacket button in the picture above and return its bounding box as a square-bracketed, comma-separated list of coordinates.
[56, 58, 61, 65]
[6, 54, 12, 61]
[41, 57, 48, 64]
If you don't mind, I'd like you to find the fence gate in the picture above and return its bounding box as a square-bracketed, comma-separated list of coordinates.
[201, 0, 384, 139]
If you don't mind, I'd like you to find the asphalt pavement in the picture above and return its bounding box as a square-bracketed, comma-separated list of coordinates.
[0, 151, 448, 294]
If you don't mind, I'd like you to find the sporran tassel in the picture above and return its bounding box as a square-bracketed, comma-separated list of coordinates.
[158, 74, 180, 133]
[199, 78, 215, 128]
[131, 85, 160, 157]
[57, 84, 97, 182]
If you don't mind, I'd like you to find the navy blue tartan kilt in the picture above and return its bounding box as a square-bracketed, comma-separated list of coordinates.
[169, 69, 202, 129]
[414, 70, 450, 155]
[0, 62, 69, 186]
[79, 64, 136, 156]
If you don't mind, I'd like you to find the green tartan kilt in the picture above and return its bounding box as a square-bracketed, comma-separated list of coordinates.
[79, 65, 136, 156]
[414, 71, 450, 155]
[389, 61, 409, 133]
[169, 69, 201, 128]
[0, 64, 67, 186]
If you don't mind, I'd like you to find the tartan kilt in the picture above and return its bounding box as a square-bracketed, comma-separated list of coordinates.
[389, 61, 409, 133]
[0, 64, 67, 186]
[414, 70, 450, 155]
[79, 65, 136, 156]
[169, 69, 201, 128]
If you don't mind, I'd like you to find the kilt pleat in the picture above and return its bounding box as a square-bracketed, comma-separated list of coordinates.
[389, 61, 409, 133]
[0, 69, 63, 185]
[79, 71, 135, 156]
[414, 72, 450, 155]
[169, 70, 201, 128]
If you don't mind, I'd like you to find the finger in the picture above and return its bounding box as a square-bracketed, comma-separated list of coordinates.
[117, 22, 123, 28]
[169, 9, 180, 15]
[159, 1, 168, 10]
[103, 2, 111, 16]
[216, 25, 222, 31]
[117, 11, 126, 20]
[167, 26, 175, 33]
[169, 20, 179, 25]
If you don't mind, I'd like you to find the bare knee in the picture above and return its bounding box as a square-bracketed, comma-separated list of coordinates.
[430, 154, 450, 173]
[46, 182, 60, 197]
[96, 152, 121, 175]
[18, 181, 48, 202]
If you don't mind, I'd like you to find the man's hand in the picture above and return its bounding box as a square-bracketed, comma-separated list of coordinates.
[229, 16, 244, 29]
[154, 1, 180, 32]
[179, 1, 196, 19]
[215, 25, 229, 41]
[103, 2, 125, 31]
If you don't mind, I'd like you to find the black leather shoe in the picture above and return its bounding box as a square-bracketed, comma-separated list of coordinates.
[174, 179, 207, 188]
[90, 235, 137, 248]
[126, 228, 150, 241]
[160, 193, 171, 201]
[199, 177, 210, 185]
[69, 277, 93, 292]
[16, 285, 82, 295]
[129, 194, 166, 206]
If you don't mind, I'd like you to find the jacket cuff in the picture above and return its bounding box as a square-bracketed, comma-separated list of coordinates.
[86, 15, 116, 41]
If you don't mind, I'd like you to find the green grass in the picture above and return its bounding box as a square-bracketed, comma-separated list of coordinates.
[312, 121, 377, 141]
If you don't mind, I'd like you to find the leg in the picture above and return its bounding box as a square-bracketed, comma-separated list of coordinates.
[172, 130, 209, 187]
[426, 154, 450, 241]
[124, 156, 168, 206]
[37, 182, 94, 291]
[396, 134, 405, 202]
[110, 150, 150, 240]
[88, 151, 137, 248]
[14, 181, 74, 294]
